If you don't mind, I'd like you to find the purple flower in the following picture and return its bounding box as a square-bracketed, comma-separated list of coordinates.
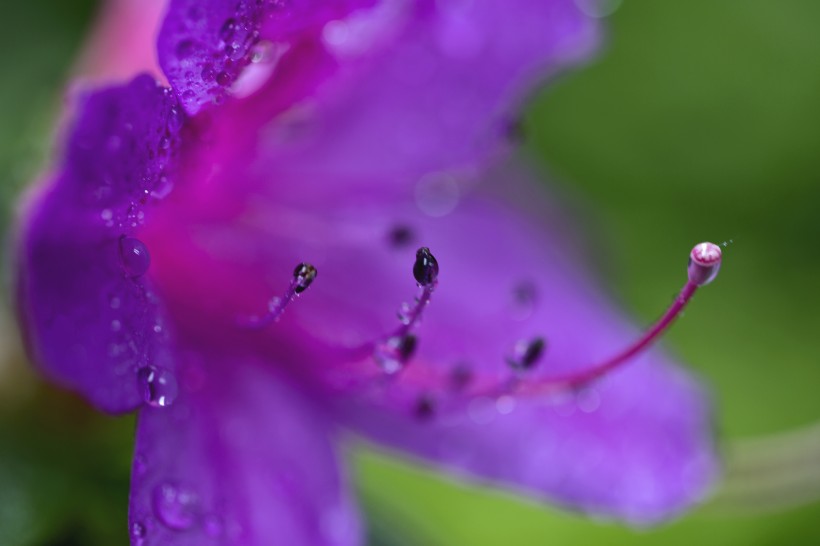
[15, 0, 720, 544]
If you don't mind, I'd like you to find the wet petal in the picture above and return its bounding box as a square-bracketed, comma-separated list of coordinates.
[129, 351, 361, 546]
[158, 0, 377, 114]
[16, 75, 183, 412]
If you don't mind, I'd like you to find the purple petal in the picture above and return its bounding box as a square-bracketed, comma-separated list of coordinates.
[15, 75, 183, 412]
[158, 0, 376, 114]
[318, 181, 717, 522]
[136, 158, 718, 522]
[262, 0, 598, 185]
[129, 351, 361, 546]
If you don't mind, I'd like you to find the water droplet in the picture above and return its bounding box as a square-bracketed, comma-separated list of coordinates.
[397, 302, 412, 325]
[131, 521, 146, 539]
[151, 176, 174, 200]
[495, 395, 516, 415]
[415, 172, 460, 217]
[137, 366, 178, 408]
[374, 335, 417, 374]
[413, 247, 439, 286]
[119, 236, 151, 277]
[152, 482, 198, 530]
[250, 40, 273, 63]
[507, 337, 546, 371]
[216, 71, 232, 86]
[293, 263, 317, 294]
[201, 66, 215, 82]
[101, 208, 113, 221]
[577, 388, 601, 413]
[219, 18, 237, 43]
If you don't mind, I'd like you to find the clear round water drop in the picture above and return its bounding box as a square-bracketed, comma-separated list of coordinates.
[137, 366, 178, 408]
[152, 482, 198, 530]
[119, 236, 151, 277]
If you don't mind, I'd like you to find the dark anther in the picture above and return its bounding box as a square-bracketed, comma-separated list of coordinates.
[293, 263, 317, 294]
[508, 337, 547, 371]
[414, 393, 436, 421]
[449, 363, 473, 391]
[389, 225, 415, 248]
[413, 247, 439, 287]
[396, 334, 418, 363]
[513, 281, 537, 306]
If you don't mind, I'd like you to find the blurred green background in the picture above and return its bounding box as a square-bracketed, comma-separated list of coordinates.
[2, 0, 820, 544]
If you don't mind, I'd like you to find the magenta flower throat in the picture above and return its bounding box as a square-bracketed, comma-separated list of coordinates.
[14, 0, 722, 544]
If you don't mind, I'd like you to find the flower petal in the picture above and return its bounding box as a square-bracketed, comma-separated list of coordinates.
[157, 0, 377, 114]
[139, 158, 719, 523]
[128, 350, 361, 546]
[263, 0, 598, 185]
[15, 75, 183, 412]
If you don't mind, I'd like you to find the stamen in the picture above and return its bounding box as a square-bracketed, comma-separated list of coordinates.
[413, 247, 439, 287]
[506, 337, 547, 371]
[503, 241, 723, 395]
[371, 247, 439, 372]
[240, 262, 317, 328]
[688, 242, 722, 286]
[363, 242, 723, 408]
[374, 334, 417, 374]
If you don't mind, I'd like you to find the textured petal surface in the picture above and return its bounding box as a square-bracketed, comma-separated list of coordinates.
[129, 349, 361, 546]
[16, 75, 183, 412]
[158, 0, 376, 113]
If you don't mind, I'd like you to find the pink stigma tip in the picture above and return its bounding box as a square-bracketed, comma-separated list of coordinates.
[688, 242, 722, 286]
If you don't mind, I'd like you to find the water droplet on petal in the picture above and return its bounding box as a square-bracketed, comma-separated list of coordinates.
[137, 366, 178, 408]
[415, 172, 460, 217]
[293, 263, 317, 294]
[374, 335, 417, 374]
[131, 521, 147, 539]
[119, 237, 151, 277]
[216, 71, 232, 87]
[495, 395, 516, 415]
[152, 482, 198, 530]
[220, 18, 237, 44]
